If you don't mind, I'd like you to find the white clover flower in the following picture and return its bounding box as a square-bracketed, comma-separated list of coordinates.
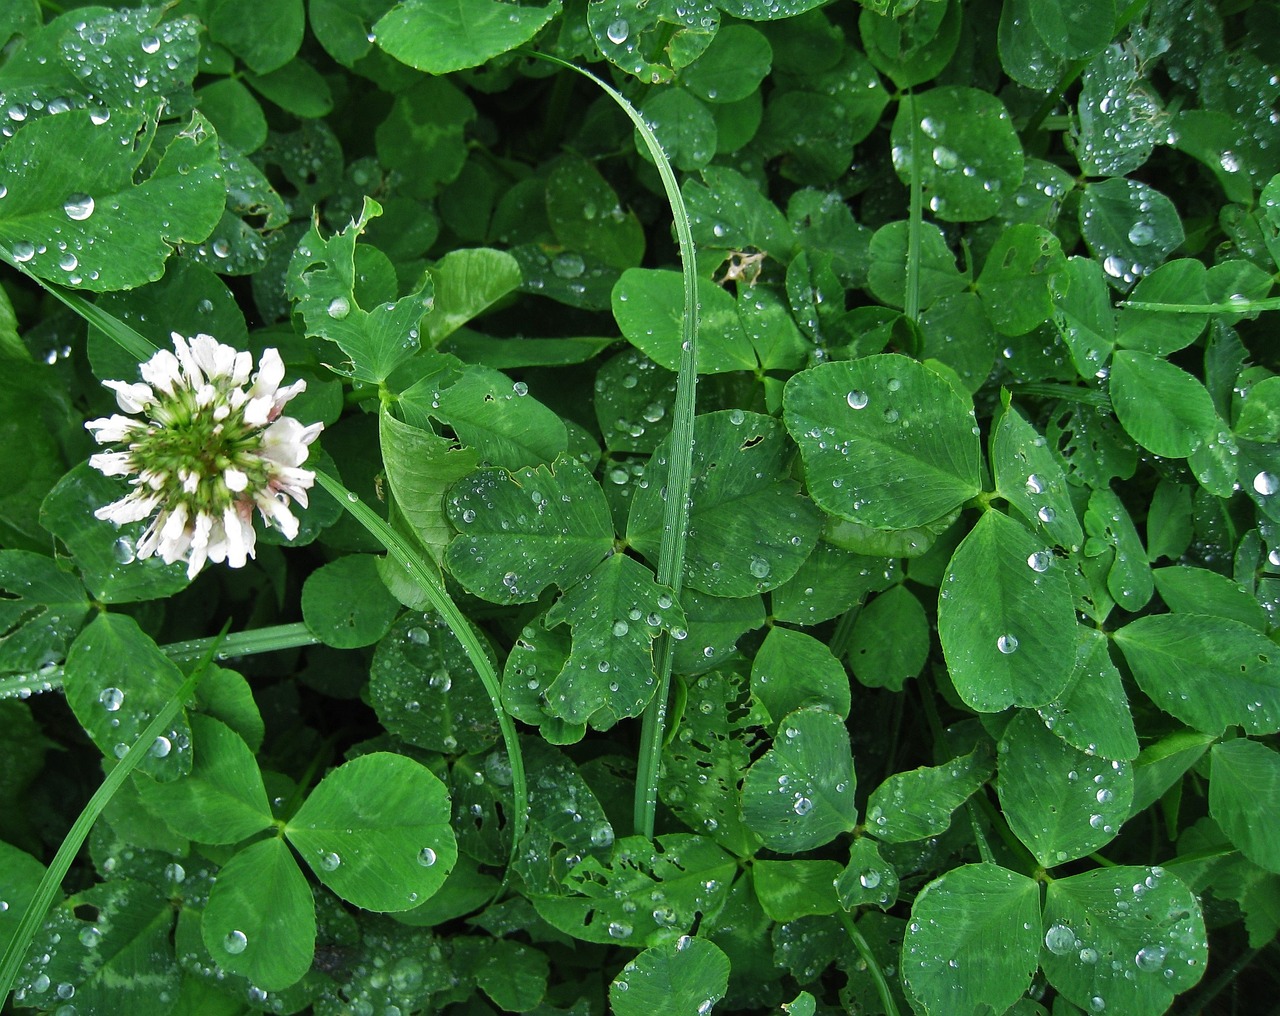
[85, 332, 324, 579]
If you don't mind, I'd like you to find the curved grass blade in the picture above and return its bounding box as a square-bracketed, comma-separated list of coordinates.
[0, 626, 226, 1004]
[520, 52, 700, 840]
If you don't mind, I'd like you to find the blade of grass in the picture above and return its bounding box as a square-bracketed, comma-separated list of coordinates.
[0, 620, 321, 701]
[0, 624, 227, 1005]
[312, 468, 528, 869]
[838, 911, 903, 1016]
[520, 51, 700, 840]
[905, 89, 922, 323]
[0, 250, 159, 362]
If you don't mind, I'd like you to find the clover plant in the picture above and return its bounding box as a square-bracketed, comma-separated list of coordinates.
[0, 0, 1278, 1014]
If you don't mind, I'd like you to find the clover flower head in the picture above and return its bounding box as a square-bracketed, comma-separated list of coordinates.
[85, 332, 324, 579]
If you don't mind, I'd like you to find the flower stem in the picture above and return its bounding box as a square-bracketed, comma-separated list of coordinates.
[313, 468, 528, 864]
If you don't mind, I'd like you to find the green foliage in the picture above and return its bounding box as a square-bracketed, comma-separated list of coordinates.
[2, 0, 1278, 1012]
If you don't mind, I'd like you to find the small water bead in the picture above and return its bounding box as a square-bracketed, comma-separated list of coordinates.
[319, 851, 341, 871]
[997, 634, 1019, 654]
[1096, 787, 1114, 804]
[846, 390, 868, 409]
[417, 846, 437, 867]
[749, 556, 771, 579]
[164, 861, 185, 883]
[89, 108, 110, 125]
[327, 296, 350, 319]
[406, 626, 430, 645]
[1037, 506, 1056, 524]
[859, 870, 881, 889]
[605, 18, 629, 44]
[140, 34, 161, 53]
[211, 238, 230, 258]
[223, 930, 248, 954]
[98, 687, 124, 711]
[512, 381, 528, 397]
[12, 240, 35, 262]
[56, 983, 75, 1000]
[149, 735, 172, 757]
[612, 620, 629, 637]
[1027, 551, 1052, 573]
[63, 193, 94, 220]
[1134, 944, 1168, 971]
[607, 921, 633, 939]
[59, 252, 78, 272]
[461, 508, 476, 523]
[1253, 471, 1278, 496]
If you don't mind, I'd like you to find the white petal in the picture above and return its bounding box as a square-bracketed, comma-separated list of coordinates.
[255, 490, 300, 540]
[249, 348, 285, 401]
[171, 333, 205, 389]
[89, 451, 135, 477]
[85, 414, 143, 444]
[94, 491, 160, 525]
[259, 417, 324, 468]
[224, 467, 249, 492]
[185, 512, 214, 579]
[221, 504, 257, 569]
[140, 348, 182, 395]
[103, 380, 155, 414]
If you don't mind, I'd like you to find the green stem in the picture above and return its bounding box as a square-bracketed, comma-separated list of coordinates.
[517, 52, 700, 841]
[904, 90, 922, 323]
[0, 621, 321, 701]
[0, 628, 225, 1005]
[313, 469, 528, 866]
[839, 911, 902, 1016]
[1122, 297, 1280, 314]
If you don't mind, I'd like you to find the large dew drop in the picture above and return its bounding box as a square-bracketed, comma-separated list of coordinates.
[997, 634, 1019, 654]
[223, 929, 248, 954]
[1044, 923, 1076, 955]
[63, 193, 95, 220]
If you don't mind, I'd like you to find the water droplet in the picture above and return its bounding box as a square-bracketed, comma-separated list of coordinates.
[63, 193, 94, 220]
[211, 238, 230, 258]
[1027, 551, 1052, 572]
[1253, 471, 1278, 496]
[607, 920, 633, 939]
[1096, 787, 1114, 804]
[606, 18, 629, 44]
[12, 240, 35, 262]
[749, 556, 771, 579]
[141, 35, 161, 53]
[512, 381, 528, 396]
[407, 626, 430, 645]
[164, 862, 185, 882]
[612, 620, 629, 637]
[552, 252, 584, 278]
[997, 634, 1019, 654]
[793, 796, 813, 816]
[149, 735, 172, 757]
[1135, 944, 1167, 971]
[58, 251, 78, 272]
[223, 930, 248, 954]
[98, 687, 124, 711]
[859, 870, 881, 889]
[1044, 923, 1076, 955]
[1037, 505, 1056, 524]
[319, 851, 341, 871]
[1127, 222, 1154, 245]
[327, 296, 350, 319]
[417, 846, 437, 867]
[846, 389, 868, 409]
